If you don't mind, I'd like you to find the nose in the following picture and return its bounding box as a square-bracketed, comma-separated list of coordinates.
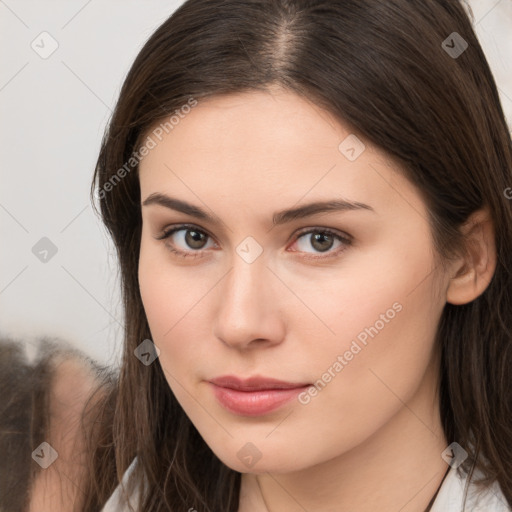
[212, 253, 286, 351]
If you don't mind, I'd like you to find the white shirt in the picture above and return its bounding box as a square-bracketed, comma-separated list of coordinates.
[101, 457, 511, 511]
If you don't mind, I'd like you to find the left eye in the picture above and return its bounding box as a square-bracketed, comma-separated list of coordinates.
[156, 225, 351, 259]
[291, 229, 350, 256]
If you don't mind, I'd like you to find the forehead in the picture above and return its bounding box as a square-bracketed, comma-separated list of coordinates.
[137, 90, 424, 223]
[141, 89, 348, 168]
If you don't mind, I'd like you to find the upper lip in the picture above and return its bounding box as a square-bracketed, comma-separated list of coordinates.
[208, 375, 311, 391]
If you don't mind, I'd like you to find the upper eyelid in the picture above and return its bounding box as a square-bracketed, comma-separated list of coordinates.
[158, 223, 216, 242]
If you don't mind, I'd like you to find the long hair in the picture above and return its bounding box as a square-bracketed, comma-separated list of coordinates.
[87, 0, 512, 510]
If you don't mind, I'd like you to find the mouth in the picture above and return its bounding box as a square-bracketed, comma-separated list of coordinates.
[207, 375, 311, 416]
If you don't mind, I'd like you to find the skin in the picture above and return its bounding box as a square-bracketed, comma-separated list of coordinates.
[137, 88, 496, 512]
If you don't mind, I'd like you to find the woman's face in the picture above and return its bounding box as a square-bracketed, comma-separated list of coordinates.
[138, 89, 449, 474]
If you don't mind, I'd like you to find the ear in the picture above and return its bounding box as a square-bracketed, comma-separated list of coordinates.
[446, 207, 497, 305]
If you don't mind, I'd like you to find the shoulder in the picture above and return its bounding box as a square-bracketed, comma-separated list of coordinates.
[0, 335, 116, 512]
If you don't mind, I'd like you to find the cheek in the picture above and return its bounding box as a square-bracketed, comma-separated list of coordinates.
[138, 238, 216, 380]
[299, 233, 444, 400]
[138, 243, 170, 337]
[295, 300, 440, 469]
[292, 240, 443, 451]
[138, 239, 185, 359]
[138, 250, 197, 414]
[138, 234, 197, 336]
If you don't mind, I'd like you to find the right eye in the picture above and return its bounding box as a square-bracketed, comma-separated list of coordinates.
[155, 224, 217, 259]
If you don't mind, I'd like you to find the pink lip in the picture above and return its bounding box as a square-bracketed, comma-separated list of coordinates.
[208, 375, 311, 416]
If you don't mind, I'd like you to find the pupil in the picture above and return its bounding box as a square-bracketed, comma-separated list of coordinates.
[312, 233, 333, 252]
[186, 230, 206, 249]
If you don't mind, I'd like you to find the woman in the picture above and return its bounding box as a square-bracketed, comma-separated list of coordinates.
[4, 0, 511, 510]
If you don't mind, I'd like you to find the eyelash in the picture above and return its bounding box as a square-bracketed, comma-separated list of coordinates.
[155, 223, 352, 261]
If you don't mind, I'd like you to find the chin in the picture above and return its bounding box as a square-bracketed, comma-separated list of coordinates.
[204, 435, 321, 475]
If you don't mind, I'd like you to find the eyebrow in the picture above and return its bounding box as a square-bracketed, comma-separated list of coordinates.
[142, 193, 376, 226]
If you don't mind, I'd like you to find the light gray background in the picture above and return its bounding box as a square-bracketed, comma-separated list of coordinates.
[1, 0, 511, 367]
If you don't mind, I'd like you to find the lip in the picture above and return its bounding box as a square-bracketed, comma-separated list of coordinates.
[208, 375, 311, 416]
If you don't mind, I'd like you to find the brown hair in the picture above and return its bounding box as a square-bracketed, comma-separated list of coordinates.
[85, 0, 512, 510]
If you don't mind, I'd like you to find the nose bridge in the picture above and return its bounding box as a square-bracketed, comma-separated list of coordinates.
[222, 247, 268, 317]
[213, 242, 284, 348]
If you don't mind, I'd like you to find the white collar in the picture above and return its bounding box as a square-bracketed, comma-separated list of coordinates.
[430, 463, 510, 511]
[100, 457, 140, 512]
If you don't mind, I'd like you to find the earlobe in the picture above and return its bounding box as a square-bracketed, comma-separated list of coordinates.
[446, 208, 497, 306]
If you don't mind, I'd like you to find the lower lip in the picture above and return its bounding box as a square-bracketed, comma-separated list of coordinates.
[209, 383, 310, 416]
